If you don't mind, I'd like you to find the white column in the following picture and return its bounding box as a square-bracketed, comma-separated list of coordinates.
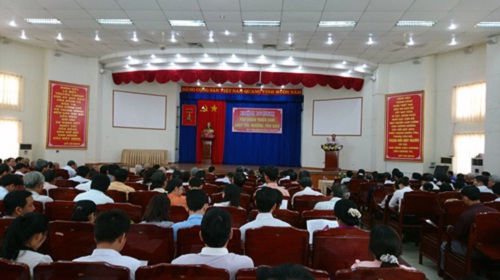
[484, 37, 500, 172]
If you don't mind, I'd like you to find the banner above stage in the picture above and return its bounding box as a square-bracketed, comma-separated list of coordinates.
[232, 108, 283, 134]
[181, 86, 302, 95]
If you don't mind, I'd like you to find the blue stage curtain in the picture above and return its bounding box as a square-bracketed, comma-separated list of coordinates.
[179, 92, 303, 166]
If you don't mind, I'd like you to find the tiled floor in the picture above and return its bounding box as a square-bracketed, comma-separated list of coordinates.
[401, 243, 441, 280]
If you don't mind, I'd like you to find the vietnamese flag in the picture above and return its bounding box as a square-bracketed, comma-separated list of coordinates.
[196, 100, 226, 164]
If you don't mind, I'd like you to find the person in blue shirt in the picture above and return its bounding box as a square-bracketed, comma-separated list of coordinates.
[171, 189, 208, 241]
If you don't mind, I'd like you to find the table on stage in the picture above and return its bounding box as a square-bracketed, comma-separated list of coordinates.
[317, 180, 334, 196]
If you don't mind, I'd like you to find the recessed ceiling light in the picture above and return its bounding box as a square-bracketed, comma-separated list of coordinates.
[169, 20, 205, 27]
[449, 23, 457, 30]
[25, 18, 61, 25]
[9, 20, 16, 27]
[170, 34, 177, 43]
[218, 83, 222, 87]
[326, 36, 333, 45]
[146, 63, 151, 67]
[224, 30, 230, 36]
[243, 21, 280, 27]
[259, 55, 265, 59]
[396, 21, 436, 27]
[96, 19, 132, 25]
[20, 30, 27, 40]
[197, 81, 201, 86]
[247, 34, 253, 44]
[450, 36, 457, 46]
[362, 64, 367, 68]
[203, 53, 208, 58]
[367, 35, 374, 45]
[56, 32, 63, 41]
[195, 62, 200, 66]
[407, 36, 415, 46]
[298, 65, 302, 69]
[475, 22, 500, 28]
[94, 31, 100, 41]
[176, 53, 181, 58]
[127, 56, 133, 60]
[342, 60, 347, 65]
[318, 21, 356, 28]
[288, 56, 293, 61]
[244, 62, 248, 67]
[348, 70, 353, 74]
[132, 32, 139, 42]
[151, 54, 156, 58]
[231, 54, 236, 58]
[125, 64, 130, 68]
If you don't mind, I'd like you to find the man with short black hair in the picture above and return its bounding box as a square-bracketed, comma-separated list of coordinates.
[239, 187, 291, 241]
[69, 166, 91, 183]
[166, 178, 186, 207]
[14, 163, 28, 175]
[74, 210, 143, 280]
[171, 189, 208, 241]
[42, 170, 58, 192]
[172, 208, 254, 279]
[233, 172, 248, 194]
[73, 174, 114, 205]
[261, 166, 289, 197]
[23, 171, 53, 204]
[188, 177, 203, 190]
[292, 177, 323, 205]
[150, 171, 168, 194]
[340, 170, 353, 184]
[3, 190, 35, 218]
[63, 160, 77, 177]
[0, 174, 23, 200]
[181, 171, 191, 187]
[108, 168, 135, 199]
[420, 173, 439, 190]
[474, 175, 493, 193]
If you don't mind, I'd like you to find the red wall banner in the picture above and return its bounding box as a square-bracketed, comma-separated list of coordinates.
[47, 81, 89, 149]
[385, 91, 424, 161]
[232, 108, 282, 134]
[181, 104, 197, 126]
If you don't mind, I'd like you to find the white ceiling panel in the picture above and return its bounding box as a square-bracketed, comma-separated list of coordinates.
[198, 0, 240, 11]
[320, 11, 363, 21]
[115, 0, 162, 10]
[12, 9, 54, 18]
[241, 11, 282, 21]
[240, 0, 283, 11]
[366, 0, 413, 11]
[124, 10, 166, 21]
[359, 11, 404, 22]
[157, 0, 200, 11]
[408, 0, 459, 11]
[62, 20, 101, 29]
[163, 11, 204, 20]
[282, 12, 322, 22]
[280, 22, 319, 32]
[86, 10, 129, 19]
[49, 10, 93, 20]
[37, 0, 81, 9]
[75, 0, 121, 10]
[202, 11, 242, 21]
[283, 0, 326, 11]
[323, 0, 370, 12]
[205, 22, 243, 31]
[130, 21, 171, 30]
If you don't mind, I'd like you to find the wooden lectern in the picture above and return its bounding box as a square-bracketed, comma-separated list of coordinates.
[323, 150, 340, 171]
[201, 137, 214, 164]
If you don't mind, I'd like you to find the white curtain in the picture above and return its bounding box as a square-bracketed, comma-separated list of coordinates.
[453, 133, 484, 174]
[0, 119, 22, 160]
[0, 72, 22, 110]
[452, 82, 485, 123]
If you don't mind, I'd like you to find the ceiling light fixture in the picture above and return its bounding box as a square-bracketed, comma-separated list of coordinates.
[231, 54, 236, 58]
[287, 34, 293, 45]
[450, 35, 457, 46]
[288, 56, 293, 61]
[407, 36, 415, 46]
[475, 22, 500, 28]
[94, 31, 100, 41]
[208, 31, 214, 42]
[132, 32, 138, 42]
[318, 21, 356, 28]
[176, 53, 181, 58]
[20, 30, 27, 40]
[197, 81, 201, 86]
[56, 31, 63, 41]
[449, 23, 457, 30]
[342, 60, 347, 65]
[9, 20, 16, 27]
[151, 54, 156, 58]
[396, 21, 436, 27]
[203, 53, 208, 58]
[326, 36, 333, 45]
[367, 35, 374, 45]
[25, 18, 61, 25]
[169, 20, 205, 27]
[170, 33, 176, 43]
[298, 65, 302, 69]
[224, 30, 229, 36]
[127, 55, 133, 60]
[96, 19, 132, 25]
[247, 34, 253, 44]
[243, 62, 248, 67]
[243, 21, 280, 27]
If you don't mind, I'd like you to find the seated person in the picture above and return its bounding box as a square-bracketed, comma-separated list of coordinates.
[256, 263, 315, 280]
[171, 190, 208, 241]
[239, 187, 291, 241]
[334, 199, 362, 228]
[0, 212, 53, 276]
[215, 172, 233, 185]
[150, 171, 168, 194]
[340, 170, 353, 184]
[167, 178, 187, 207]
[70, 200, 97, 224]
[261, 166, 289, 197]
[73, 209, 144, 280]
[314, 183, 349, 210]
[474, 175, 494, 193]
[351, 224, 415, 271]
[69, 166, 91, 183]
[233, 172, 248, 194]
[74, 174, 114, 205]
[141, 194, 173, 228]
[3, 190, 35, 218]
[108, 168, 136, 200]
[420, 173, 439, 190]
[0, 174, 23, 200]
[23, 171, 53, 204]
[381, 177, 412, 211]
[42, 170, 58, 192]
[214, 184, 242, 208]
[291, 177, 323, 206]
[172, 208, 254, 279]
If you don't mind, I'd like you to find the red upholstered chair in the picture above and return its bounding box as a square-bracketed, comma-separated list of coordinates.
[105, 189, 127, 202]
[244, 226, 309, 266]
[292, 195, 330, 213]
[247, 209, 301, 228]
[214, 181, 228, 187]
[0, 258, 30, 280]
[54, 179, 79, 188]
[47, 221, 95, 261]
[207, 206, 248, 228]
[205, 173, 216, 184]
[53, 169, 70, 180]
[359, 181, 376, 208]
[0, 218, 14, 244]
[126, 175, 142, 182]
[33, 201, 43, 213]
[170, 205, 189, 223]
[484, 201, 500, 212]
[202, 184, 222, 196]
[235, 266, 330, 280]
[409, 180, 422, 190]
[287, 186, 301, 198]
[437, 191, 462, 208]
[242, 185, 255, 197]
[124, 182, 149, 191]
[33, 261, 129, 280]
[47, 188, 84, 201]
[0, 200, 3, 216]
[480, 192, 498, 203]
[44, 201, 76, 221]
[312, 227, 371, 277]
[348, 178, 368, 206]
[210, 192, 223, 204]
[121, 224, 175, 265]
[300, 209, 336, 229]
[97, 203, 142, 223]
[240, 193, 251, 212]
[136, 263, 230, 280]
[176, 225, 243, 257]
[335, 267, 426, 280]
[128, 191, 160, 214]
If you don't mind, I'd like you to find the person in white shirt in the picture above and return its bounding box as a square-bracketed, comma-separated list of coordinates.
[42, 170, 58, 193]
[172, 208, 254, 280]
[340, 170, 353, 185]
[23, 171, 53, 205]
[387, 177, 413, 211]
[62, 160, 77, 178]
[69, 166, 91, 184]
[215, 172, 233, 185]
[0, 174, 23, 200]
[474, 175, 494, 193]
[74, 209, 144, 280]
[74, 174, 114, 205]
[292, 177, 323, 206]
[14, 163, 28, 176]
[0, 212, 53, 277]
[419, 173, 439, 191]
[314, 183, 350, 210]
[240, 187, 291, 241]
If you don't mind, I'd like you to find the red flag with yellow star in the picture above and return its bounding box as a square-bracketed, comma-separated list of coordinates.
[196, 100, 226, 164]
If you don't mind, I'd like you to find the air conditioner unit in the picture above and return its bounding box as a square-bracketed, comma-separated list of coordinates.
[19, 143, 33, 160]
[471, 157, 483, 175]
[440, 157, 453, 166]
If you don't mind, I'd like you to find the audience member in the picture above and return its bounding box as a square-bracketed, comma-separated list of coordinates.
[148, 171, 166, 193]
[315, 184, 350, 210]
[167, 178, 187, 207]
[334, 199, 361, 228]
[108, 168, 135, 200]
[180, 170, 191, 187]
[447, 171, 457, 182]
[3, 190, 35, 218]
[14, 163, 28, 175]
[172, 208, 254, 279]
[74, 210, 143, 280]
[493, 183, 500, 201]
[422, 182, 435, 191]
[256, 264, 315, 280]
[0, 174, 23, 200]
[439, 182, 454, 192]
[171, 189, 208, 241]
[70, 200, 97, 224]
[35, 159, 50, 173]
[0, 163, 10, 177]
[233, 172, 248, 194]
[292, 177, 323, 205]
[215, 172, 233, 184]
[366, 173, 386, 205]
[0, 212, 52, 276]
[421, 173, 439, 190]
[63, 160, 77, 177]
[261, 166, 289, 197]
[23, 171, 53, 204]
[387, 177, 412, 211]
[73, 174, 114, 205]
[141, 194, 173, 228]
[69, 166, 91, 183]
[214, 184, 241, 208]
[341, 170, 353, 184]
[42, 170, 58, 192]
[474, 175, 493, 193]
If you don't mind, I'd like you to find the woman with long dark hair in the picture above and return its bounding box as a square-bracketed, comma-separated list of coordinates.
[141, 194, 173, 227]
[214, 184, 241, 208]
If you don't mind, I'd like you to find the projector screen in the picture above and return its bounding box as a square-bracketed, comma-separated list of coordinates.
[312, 97, 362, 136]
[113, 90, 167, 130]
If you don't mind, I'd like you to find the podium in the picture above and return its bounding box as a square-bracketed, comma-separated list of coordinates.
[201, 136, 214, 164]
[323, 150, 340, 171]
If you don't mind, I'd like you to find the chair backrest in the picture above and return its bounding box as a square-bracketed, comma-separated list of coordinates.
[235, 266, 330, 280]
[400, 191, 439, 218]
[242, 185, 256, 197]
[293, 195, 330, 213]
[359, 182, 376, 205]
[53, 169, 70, 180]
[170, 205, 189, 223]
[335, 267, 426, 280]
[34, 261, 130, 280]
[312, 227, 371, 276]
[54, 179, 79, 188]
[105, 189, 127, 202]
[272, 209, 301, 228]
[202, 184, 222, 196]
[47, 221, 95, 261]
[213, 181, 228, 187]
[409, 180, 422, 190]
[121, 224, 175, 265]
[210, 192, 224, 204]
[97, 203, 142, 223]
[176, 225, 243, 257]
[136, 263, 230, 280]
[240, 193, 251, 212]
[0, 219, 14, 245]
[0, 257, 30, 280]
[33, 201, 43, 213]
[480, 192, 498, 203]
[437, 191, 462, 208]
[484, 201, 500, 212]
[442, 200, 468, 227]
[47, 188, 84, 201]
[207, 206, 248, 228]
[0, 200, 3, 216]
[124, 182, 149, 191]
[472, 211, 500, 245]
[128, 191, 160, 214]
[244, 226, 309, 266]
[287, 186, 301, 198]
[44, 201, 76, 221]
[301, 209, 336, 229]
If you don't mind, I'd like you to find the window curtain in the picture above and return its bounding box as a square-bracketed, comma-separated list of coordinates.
[0, 118, 22, 159]
[0, 72, 22, 110]
[453, 133, 484, 174]
[452, 82, 485, 123]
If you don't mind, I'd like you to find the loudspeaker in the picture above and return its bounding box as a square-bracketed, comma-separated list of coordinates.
[487, 36, 498, 45]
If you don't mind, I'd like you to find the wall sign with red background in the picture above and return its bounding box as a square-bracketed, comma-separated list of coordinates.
[47, 80, 89, 149]
[232, 108, 283, 134]
[385, 91, 424, 161]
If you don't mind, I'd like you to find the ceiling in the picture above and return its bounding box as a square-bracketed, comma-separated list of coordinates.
[1, 0, 500, 77]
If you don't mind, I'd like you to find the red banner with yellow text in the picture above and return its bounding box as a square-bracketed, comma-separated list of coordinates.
[181, 86, 302, 95]
[232, 108, 283, 134]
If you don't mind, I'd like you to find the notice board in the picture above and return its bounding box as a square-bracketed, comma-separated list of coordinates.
[46, 80, 89, 149]
[385, 91, 424, 161]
